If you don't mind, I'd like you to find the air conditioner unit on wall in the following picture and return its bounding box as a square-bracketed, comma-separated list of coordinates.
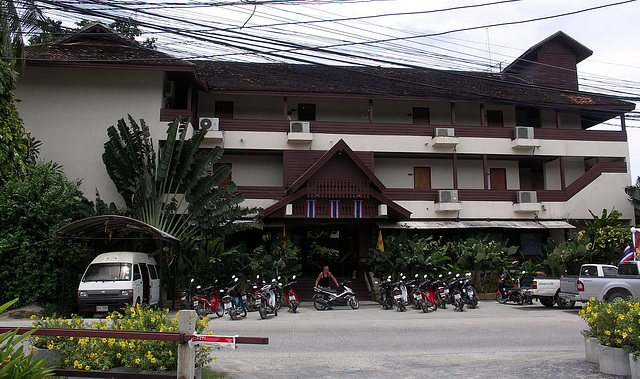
[438, 190, 459, 203]
[517, 191, 537, 203]
[514, 126, 534, 139]
[199, 117, 219, 131]
[434, 128, 455, 137]
[290, 121, 310, 133]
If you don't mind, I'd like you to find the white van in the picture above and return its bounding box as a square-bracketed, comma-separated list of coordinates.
[77, 251, 161, 316]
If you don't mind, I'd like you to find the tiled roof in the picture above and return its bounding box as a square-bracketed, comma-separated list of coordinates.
[192, 61, 632, 111]
[25, 23, 192, 68]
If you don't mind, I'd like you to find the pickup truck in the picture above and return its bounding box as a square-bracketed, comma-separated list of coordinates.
[523, 264, 617, 308]
[559, 261, 636, 304]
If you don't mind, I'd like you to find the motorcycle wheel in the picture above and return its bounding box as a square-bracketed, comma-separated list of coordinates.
[438, 298, 446, 309]
[215, 301, 224, 317]
[290, 301, 298, 313]
[314, 298, 328, 311]
[397, 300, 406, 312]
[195, 302, 205, 317]
[244, 294, 255, 312]
[383, 297, 393, 310]
[349, 297, 359, 309]
[420, 300, 429, 313]
[496, 293, 507, 304]
[259, 300, 267, 319]
[471, 295, 479, 308]
[456, 299, 464, 312]
[241, 305, 247, 318]
[229, 308, 237, 320]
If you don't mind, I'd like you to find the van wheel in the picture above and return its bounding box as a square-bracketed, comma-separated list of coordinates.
[539, 297, 555, 307]
[606, 290, 629, 303]
[555, 294, 575, 309]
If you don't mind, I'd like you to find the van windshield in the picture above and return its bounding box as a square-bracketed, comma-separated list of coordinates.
[83, 263, 132, 282]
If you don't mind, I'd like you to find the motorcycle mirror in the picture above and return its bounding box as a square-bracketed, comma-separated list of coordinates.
[439, 274, 443, 278]
[292, 275, 296, 280]
[234, 277, 239, 283]
[196, 285, 201, 289]
[190, 278, 194, 283]
[257, 275, 260, 279]
[272, 278, 276, 283]
[415, 274, 419, 278]
[424, 274, 428, 279]
[448, 271, 452, 275]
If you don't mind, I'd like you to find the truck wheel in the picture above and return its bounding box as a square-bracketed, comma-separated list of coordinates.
[606, 290, 629, 303]
[539, 297, 555, 308]
[555, 294, 575, 309]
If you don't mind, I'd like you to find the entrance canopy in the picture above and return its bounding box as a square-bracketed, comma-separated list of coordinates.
[377, 220, 575, 230]
[55, 215, 180, 243]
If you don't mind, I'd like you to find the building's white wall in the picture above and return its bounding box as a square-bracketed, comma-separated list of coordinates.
[374, 158, 454, 189]
[15, 66, 164, 206]
[457, 160, 484, 189]
[564, 157, 586, 186]
[454, 103, 481, 126]
[221, 155, 283, 186]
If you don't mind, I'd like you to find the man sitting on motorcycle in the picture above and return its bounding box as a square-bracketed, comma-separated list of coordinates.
[315, 266, 339, 290]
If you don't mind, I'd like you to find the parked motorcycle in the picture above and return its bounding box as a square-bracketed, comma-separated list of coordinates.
[313, 279, 359, 310]
[222, 276, 247, 320]
[462, 272, 479, 309]
[447, 273, 465, 312]
[193, 279, 224, 317]
[433, 274, 449, 309]
[377, 276, 394, 310]
[392, 275, 410, 312]
[243, 275, 261, 312]
[257, 278, 279, 319]
[284, 276, 299, 313]
[413, 274, 437, 312]
[496, 271, 529, 305]
[180, 278, 196, 310]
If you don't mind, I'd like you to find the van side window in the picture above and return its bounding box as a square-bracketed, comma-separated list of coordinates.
[148, 265, 158, 280]
[133, 264, 141, 280]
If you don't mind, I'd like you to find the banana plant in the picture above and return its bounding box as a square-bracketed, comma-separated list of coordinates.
[102, 115, 262, 243]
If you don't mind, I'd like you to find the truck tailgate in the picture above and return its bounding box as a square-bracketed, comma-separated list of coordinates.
[560, 276, 579, 294]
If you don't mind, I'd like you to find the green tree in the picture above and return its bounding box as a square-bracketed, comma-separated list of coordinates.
[0, 161, 92, 309]
[0, 60, 31, 184]
[102, 115, 262, 242]
[0, 0, 44, 66]
[583, 209, 630, 264]
[625, 177, 640, 225]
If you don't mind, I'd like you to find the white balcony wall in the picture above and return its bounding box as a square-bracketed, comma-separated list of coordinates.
[487, 161, 520, 189]
[221, 155, 283, 186]
[199, 94, 284, 120]
[484, 105, 517, 127]
[15, 66, 163, 206]
[454, 103, 481, 126]
[457, 160, 484, 189]
[287, 97, 369, 122]
[564, 157, 587, 186]
[374, 158, 454, 189]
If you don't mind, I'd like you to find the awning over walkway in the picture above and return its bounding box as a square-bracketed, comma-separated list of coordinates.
[377, 220, 575, 230]
[55, 215, 180, 243]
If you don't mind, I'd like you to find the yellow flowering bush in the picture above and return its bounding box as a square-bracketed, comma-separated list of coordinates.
[580, 297, 640, 350]
[30, 305, 214, 372]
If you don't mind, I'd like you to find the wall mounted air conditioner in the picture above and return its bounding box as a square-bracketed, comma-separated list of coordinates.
[290, 121, 310, 133]
[514, 126, 534, 139]
[199, 117, 220, 132]
[438, 190, 459, 203]
[434, 128, 455, 137]
[516, 191, 537, 204]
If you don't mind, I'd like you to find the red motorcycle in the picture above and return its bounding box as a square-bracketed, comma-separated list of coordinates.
[283, 275, 299, 313]
[412, 274, 438, 312]
[193, 280, 224, 317]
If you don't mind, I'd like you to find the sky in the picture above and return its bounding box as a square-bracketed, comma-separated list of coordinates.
[37, 0, 640, 178]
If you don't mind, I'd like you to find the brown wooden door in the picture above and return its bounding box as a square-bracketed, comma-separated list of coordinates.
[490, 168, 507, 190]
[413, 107, 430, 125]
[215, 101, 233, 118]
[414, 167, 431, 189]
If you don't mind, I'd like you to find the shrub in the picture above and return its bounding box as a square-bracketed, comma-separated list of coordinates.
[30, 305, 214, 372]
[580, 297, 640, 350]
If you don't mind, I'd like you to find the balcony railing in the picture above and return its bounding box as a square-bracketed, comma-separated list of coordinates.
[214, 119, 626, 142]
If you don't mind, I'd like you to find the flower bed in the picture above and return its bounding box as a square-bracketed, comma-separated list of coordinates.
[579, 297, 640, 352]
[29, 305, 214, 372]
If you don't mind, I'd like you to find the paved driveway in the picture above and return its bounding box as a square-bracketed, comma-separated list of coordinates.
[202, 300, 611, 379]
